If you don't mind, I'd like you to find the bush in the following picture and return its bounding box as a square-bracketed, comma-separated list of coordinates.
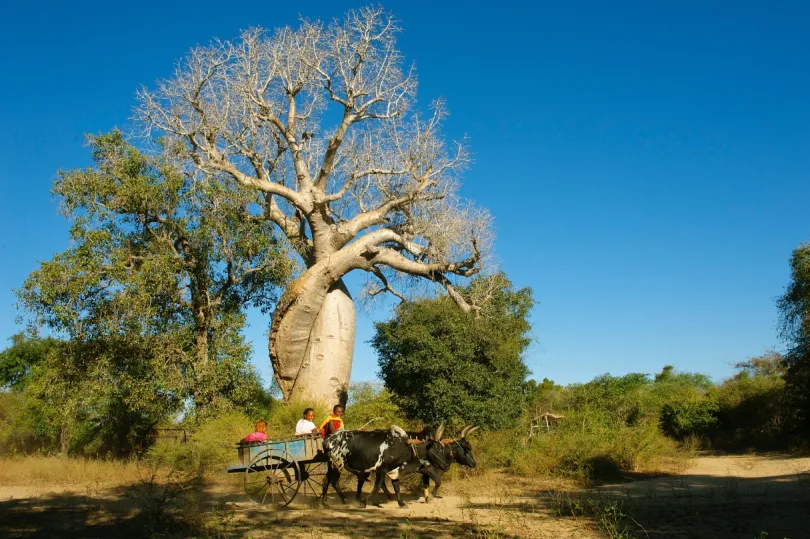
[711, 371, 792, 448]
[462, 406, 683, 486]
[346, 382, 414, 431]
[0, 391, 56, 456]
[659, 400, 719, 441]
[509, 413, 681, 483]
[146, 412, 253, 476]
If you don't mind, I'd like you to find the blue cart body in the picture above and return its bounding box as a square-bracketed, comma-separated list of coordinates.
[227, 434, 324, 473]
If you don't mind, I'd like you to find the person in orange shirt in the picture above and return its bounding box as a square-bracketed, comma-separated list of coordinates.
[319, 405, 344, 438]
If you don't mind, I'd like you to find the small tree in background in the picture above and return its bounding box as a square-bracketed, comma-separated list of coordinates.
[372, 274, 533, 430]
[777, 242, 810, 432]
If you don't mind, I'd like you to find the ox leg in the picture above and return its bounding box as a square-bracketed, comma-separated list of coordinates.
[322, 464, 347, 505]
[321, 463, 346, 505]
[422, 473, 433, 502]
[421, 467, 443, 501]
[364, 471, 387, 508]
[431, 470, 445, 499]
[355, 473, 369, 503]
[380, 476, 396, 501]
[391, 477, 406, 508]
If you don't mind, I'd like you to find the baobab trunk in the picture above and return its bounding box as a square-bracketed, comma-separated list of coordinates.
[270, 270, 356, 406]
[289, 282, 355, 406]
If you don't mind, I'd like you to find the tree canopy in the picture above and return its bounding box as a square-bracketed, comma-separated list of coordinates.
[134, 6, 494, 401]
[12, 132, 292, 454]
[0, 333, 59, 390]
[372, 274, 533, 429]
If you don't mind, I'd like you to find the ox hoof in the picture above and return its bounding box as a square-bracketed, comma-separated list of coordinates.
[398, 502, 407, 508]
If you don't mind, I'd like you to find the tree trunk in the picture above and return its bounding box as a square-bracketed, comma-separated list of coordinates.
[270, 269, 356, 405]
[289, 281, 355, 406]
[195, 326, 209, 366]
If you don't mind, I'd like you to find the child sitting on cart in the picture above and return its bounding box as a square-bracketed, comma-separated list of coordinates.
[241, 420, 268, 443]
[295, 408, 319, 436]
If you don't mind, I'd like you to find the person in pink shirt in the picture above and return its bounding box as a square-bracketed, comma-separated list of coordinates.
[242, 420, 268, 443]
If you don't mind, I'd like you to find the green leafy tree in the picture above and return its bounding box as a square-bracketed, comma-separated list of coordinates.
[777, 242, 810, 430]
[732, 350, 786, 379]
[0, 333, 60, 389]
[372, 274, 533, 430]
[16, 132, 290, 445]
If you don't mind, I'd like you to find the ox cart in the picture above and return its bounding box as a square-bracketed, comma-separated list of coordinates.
[226, 433, 328, 507]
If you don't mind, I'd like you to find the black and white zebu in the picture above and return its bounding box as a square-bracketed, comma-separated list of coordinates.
[321, 425, 420, 507]
[321, 424, 479, 507]
[374, 424, 479, 502]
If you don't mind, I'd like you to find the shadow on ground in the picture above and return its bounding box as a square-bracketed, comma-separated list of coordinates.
[539, 468, 809, 539]
[0, 489, 503, 539]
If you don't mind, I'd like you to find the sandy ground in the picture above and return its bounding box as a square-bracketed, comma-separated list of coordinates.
[2, 453, 809, 538]
[597, 453, 810, 538]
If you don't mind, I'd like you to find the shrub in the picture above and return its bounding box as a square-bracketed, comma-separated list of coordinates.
[146, 412, 253, 476]
[346, 382, 414, 431]
[659, 400, 719, 441]
[0, 391, 56, 455]
[711, 370, 791, 448]
[478, 408, 683, 485]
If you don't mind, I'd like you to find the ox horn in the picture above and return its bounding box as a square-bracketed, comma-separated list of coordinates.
[434, 424, 444, 441]
[459, 424, 472, 438]
[407, 439, 424, 445]
[466, 426, 479, 436]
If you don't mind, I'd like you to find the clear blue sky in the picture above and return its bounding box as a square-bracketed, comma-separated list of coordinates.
[1, 1, 808, 386]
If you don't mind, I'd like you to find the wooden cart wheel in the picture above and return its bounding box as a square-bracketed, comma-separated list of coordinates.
[299, 458, 329, 500]
[244, 449, 301, 507]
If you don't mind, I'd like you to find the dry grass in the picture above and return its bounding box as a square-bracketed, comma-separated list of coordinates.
[4, 454, 810, 538]
[0, 456, 142, 489]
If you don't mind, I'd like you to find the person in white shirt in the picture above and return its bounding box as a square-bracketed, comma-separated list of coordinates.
[295, 408, 319, 436]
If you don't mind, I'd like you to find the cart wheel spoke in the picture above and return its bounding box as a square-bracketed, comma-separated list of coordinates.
[276, 484, 290, 504]
[243, 447, 302, 507]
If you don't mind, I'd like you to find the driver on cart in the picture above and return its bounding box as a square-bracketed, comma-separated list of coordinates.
[318, 405, 344, 438]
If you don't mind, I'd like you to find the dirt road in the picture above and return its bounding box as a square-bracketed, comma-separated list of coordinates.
[598, 453, 810, 538]
[1, 453, 809, 538]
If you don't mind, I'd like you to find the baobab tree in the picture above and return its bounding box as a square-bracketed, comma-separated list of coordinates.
[137, 6, 493, 404]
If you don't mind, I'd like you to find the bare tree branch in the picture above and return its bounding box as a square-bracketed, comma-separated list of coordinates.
[135, 7, 495, 359]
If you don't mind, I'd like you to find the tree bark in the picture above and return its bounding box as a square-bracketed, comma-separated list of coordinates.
[195, 325, 209, 366]
[270, 271, 356, 405]
[288, 281, 355, 406]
